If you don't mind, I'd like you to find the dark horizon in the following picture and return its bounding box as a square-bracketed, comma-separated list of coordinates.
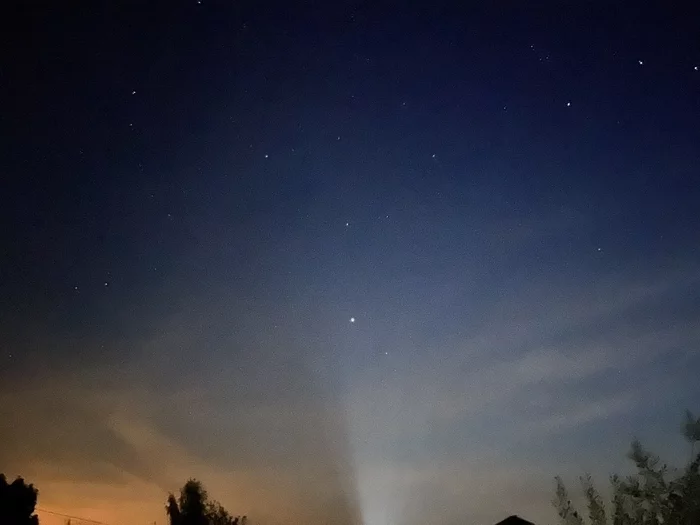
[2, 2, 699, 525]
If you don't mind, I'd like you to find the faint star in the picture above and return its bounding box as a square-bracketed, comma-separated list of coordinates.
[432, 153, 436, 158]
[350, 317, 355, 323]
[695, 66, 698, 71]
[337, 136, 341, 140]
[345, 222, 349, 227]
[638, 60, 644, 65]
[384, 351, 388, 355]
[74, 286, 79, 290]
[131, 90, 136, 95]
[264, 154, 269, 158]
[104, 282, 109, 287]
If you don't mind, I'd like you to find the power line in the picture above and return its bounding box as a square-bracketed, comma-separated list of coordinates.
[35, 507, 119, 525]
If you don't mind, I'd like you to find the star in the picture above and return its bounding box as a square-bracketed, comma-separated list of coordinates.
[345, 222, 349, 227]
[695, 66, 698, 71]
[131, 90, 136, 95]
[350, 317, 355, 323]
[264, 154, 269, 158]
[566, 101, 571, 107]
[638, 60, 644, 65]
[432, 153, 436, 158]
[104, 282, 109, 287]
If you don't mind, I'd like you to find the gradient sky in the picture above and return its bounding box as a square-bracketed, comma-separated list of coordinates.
[2, 3, 700, 525]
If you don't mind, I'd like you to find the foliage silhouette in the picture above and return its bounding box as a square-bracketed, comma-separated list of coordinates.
[0, 474, 39, 525]
[166, 479, 245, 525]
[682, 410, 700, 460]
[553, 410, 700, 525]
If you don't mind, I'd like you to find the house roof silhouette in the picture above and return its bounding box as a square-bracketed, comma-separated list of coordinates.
[494, 516, 535, 525]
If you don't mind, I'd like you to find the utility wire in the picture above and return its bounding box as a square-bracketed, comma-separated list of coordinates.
[36, 507, 121, 525]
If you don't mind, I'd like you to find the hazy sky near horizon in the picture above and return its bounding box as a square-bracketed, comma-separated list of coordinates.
[2, 3, 700, 525]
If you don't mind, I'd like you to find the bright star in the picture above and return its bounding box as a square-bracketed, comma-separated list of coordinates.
[350, 317, 355, 323]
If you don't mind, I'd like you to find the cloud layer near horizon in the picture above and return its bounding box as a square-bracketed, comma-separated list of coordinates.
[3, 261, 699, 525]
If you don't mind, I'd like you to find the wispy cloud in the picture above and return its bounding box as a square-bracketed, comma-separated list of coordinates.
[4, 261, 698, 525]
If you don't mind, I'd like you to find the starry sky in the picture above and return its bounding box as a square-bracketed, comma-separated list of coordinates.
[2, 2, 700, 525]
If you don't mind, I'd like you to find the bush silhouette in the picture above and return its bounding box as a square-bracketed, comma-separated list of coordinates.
[0, 474, 39, 525]
[553, 410, 700, 525]
[167, 479, 243, 525]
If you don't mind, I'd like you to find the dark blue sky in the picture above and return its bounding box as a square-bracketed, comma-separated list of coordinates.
[1, 3, 699, 525]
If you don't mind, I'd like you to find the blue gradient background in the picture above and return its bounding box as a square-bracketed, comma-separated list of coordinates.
[1, 3, 699, 525]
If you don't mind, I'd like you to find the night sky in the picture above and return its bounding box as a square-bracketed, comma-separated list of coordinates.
[2, 3, 700, 525]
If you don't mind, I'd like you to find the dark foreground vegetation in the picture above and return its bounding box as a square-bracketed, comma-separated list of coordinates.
[166, 478, 246, 525]
[552, 410, 700, 525]
[1, 411, 698, 525]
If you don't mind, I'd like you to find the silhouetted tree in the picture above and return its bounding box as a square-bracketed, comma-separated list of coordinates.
[206, 500, 233, 525]
[166, 479, 240, 525]
[682, 410, 700, 461]
[180, 479, 209, 525]
[167, 493, 182, 525]
[553, 410, 700, 525]
[0, 474, 39, 525]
